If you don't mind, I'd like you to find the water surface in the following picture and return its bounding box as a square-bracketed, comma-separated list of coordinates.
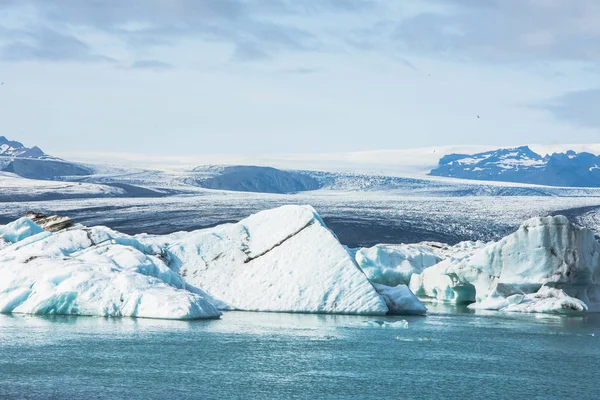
[1, 306, 599, 399]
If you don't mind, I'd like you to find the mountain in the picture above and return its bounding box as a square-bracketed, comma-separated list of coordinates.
[429, 146, 600, 187]
[0, 136, 92, 179]
[0, 136, 52, 159]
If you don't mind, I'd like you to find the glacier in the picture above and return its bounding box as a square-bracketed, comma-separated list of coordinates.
[410, 215, 600, 314]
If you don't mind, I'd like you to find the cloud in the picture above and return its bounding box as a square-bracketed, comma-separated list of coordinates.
[539, 88, 600, 129]
[130, 59, 174, 71]
[0, 0, 340, 64]
[277, 67, 320, 74]
[0, 27, 112, 62]
[231, 42, 271, 62]
[1, 0, 600, 67]
[389, 0, 600, 63]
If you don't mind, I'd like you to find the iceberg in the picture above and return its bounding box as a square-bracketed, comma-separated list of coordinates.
[0, 224, 221, 320]
[364, 319, 409, 328]
[472, 286, 588, 314]
[1, 205, 423, 319]
[372, 283, 427, 315]
[355, 243, 442, 286]
[152, 205, 390, 315]
[410, 216, 600, 313]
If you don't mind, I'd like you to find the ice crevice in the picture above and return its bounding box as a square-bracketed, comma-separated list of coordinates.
[243, 219, 315, 263]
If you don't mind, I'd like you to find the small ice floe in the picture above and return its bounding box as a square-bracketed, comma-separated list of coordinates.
[395, 337, 432, 342]
[364, 319, 409, 328]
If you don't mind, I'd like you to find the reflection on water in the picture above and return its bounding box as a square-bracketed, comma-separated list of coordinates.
[1, 308, 599, 399]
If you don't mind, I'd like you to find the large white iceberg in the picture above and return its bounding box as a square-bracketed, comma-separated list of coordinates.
[1, 205, 417, 319]
[150, 205, 389, 315]
[0, 219, 221, 320]
[410, 216, 600, 314]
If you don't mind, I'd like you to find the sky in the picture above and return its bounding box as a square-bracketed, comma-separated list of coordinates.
[0, 0, 599, 164]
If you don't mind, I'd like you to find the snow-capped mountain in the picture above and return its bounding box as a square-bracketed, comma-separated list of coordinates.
[0, 136, 92, 180]
[429, 146, 600, 187]
[0, 136, 52, 159]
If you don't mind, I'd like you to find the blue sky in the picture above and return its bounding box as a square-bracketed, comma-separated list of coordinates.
[0, 0, 599, 159]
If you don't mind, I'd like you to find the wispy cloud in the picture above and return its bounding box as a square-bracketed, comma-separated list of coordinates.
[130, 59, 174, 71]
[539, 88, 600, 129]
[277, 67, 320, 74]
[389, 0, 600, 63]
[0, 0, 346, 64]
[0, 27, 113, 62]
[2, 0, 600, 66]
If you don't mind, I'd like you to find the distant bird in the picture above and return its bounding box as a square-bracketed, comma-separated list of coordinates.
[477, 115, 480, 119]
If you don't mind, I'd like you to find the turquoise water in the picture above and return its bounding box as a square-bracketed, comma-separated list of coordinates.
[1, 306, 599, 400]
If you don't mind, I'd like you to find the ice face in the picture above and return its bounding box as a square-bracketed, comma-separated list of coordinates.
[356, 243, 442, 286]
[410, 215, 600, 313]
[372, 283, 427, 315]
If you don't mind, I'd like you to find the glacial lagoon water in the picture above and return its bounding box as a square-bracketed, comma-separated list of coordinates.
[1, 305, 599, 400]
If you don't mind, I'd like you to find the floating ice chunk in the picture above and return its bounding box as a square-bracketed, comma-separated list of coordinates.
[472, 286, 588, 314]
[364, 319, 409, 328]
[0, 230, 221, 320]
[0, 256, 221, 319]
[372, 283, 427, 315]
[0, 217, 44, 243]
[411, 215, 600, 313]
[395, 336, 432, 342]
[356, 244, 441, 286]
